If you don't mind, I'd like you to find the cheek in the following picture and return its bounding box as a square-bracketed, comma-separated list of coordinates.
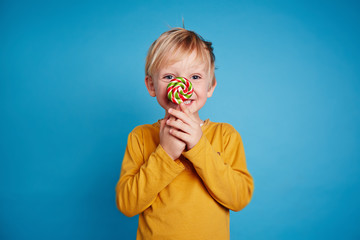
[194, 83, 210, 94]
[157, 85, 170, 99]
[154, 82, 166, 93]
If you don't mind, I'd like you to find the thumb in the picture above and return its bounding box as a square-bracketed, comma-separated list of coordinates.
[179, 103, 189, 114]
[179, 102, 196, 120]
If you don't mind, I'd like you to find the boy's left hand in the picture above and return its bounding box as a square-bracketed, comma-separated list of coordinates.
[166, 103, 203, 151]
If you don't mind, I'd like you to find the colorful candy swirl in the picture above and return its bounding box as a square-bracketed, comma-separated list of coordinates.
[166, 77, 194, 104]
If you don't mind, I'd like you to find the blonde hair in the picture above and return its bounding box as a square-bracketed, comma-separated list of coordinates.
[145, 28, 216, 85]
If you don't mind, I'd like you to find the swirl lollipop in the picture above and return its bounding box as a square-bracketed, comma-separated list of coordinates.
[167, 77, 194, 104]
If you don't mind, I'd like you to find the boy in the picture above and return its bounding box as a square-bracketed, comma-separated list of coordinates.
[116, 27, 254, 240]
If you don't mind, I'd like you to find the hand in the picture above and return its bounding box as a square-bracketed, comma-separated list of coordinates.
[159, 111, 186, 160]
[166, 103, 203, 151]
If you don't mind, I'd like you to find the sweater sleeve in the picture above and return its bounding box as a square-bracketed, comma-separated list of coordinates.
[182, 124, 254, 211]
[115, 129, 185, 217]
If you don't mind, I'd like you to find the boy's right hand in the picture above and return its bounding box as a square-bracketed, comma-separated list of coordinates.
[160, 113, 186, 160]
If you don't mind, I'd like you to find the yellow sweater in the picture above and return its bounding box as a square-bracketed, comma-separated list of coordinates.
[116, 119, 254, 240]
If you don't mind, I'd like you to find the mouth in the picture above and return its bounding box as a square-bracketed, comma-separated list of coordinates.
[183, 100, 192, 105]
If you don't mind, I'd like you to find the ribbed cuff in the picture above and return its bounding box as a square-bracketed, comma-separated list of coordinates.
[182, 135, 208, 167]
[155, 144, 185, 173]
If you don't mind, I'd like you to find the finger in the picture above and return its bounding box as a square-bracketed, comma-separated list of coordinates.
[169, 115, 176, 122]
[179, 103, 198, 122]
[166, 118, 191, 133]
[179, 103, 190, 115]
[168, 108, 190, 124]
[169, 105, 181, 120]
[166, 105, 181, 117]
[169, 128, 191, 143]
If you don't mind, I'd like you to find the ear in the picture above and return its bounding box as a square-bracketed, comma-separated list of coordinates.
[145, 76, 156, 97]
[207, 78, 217, 98]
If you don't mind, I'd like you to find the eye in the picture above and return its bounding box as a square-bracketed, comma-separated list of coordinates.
[191, 75, 201, 80]
[164, 75, 175, 80]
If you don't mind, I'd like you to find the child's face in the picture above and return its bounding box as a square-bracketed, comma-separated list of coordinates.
[146, 51, 216, 119]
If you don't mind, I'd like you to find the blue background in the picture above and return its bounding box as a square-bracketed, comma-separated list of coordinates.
[1, 0, 359, 239]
